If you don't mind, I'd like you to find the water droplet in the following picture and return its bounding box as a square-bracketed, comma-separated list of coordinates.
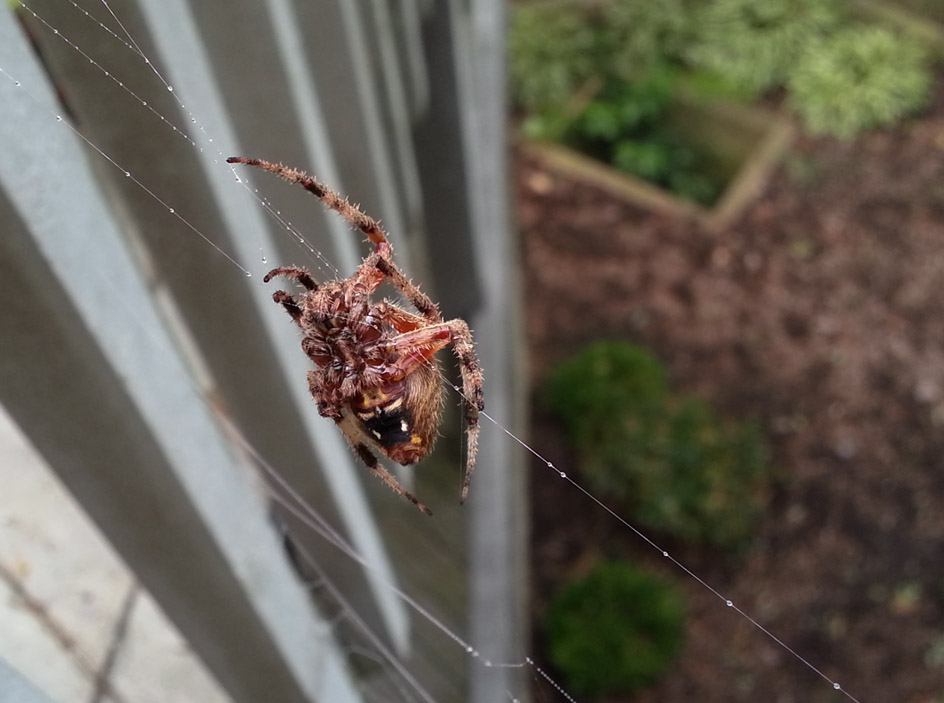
[142, 101, 147, 107]
[167, 85, 174, 92]
[546, 462, 553, 468]
[465, 646, 474, 654]
[244, 271, 252, 277]
[13, 81, 20, 87]
[124, 171, 131, 177]
[168, 208, 175, 214]
[662, 551, 669, 557]
[558, 471, 566, 479]
[53, 29, 59, 35]
[726, 600, 733, 607]
[55, 115, 62, 121]
[833, 683, 840, 690]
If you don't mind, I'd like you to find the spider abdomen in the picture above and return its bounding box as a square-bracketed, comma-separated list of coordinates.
[357, 403, 413, 449]
[352, 364, 442, 465]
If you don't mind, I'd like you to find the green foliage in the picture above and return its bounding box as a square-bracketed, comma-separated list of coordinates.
[543, 341, 668, 456]
[528, 75, 723, 205]
[788, 25, 931, 139]
[600, 0, 692, 79]
[507, 0, 602, 112]
[545, 561, 685, 697]
[509, 0, 692, 111]
[636, 397, 769, 548]
[687, 0, 843, 96]
[544, 341, 770, 550]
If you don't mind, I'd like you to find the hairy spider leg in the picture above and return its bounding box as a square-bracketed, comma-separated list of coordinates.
[264, 266, 319, 325]
[380, 320, 483, 503]
[335, 414, 433, 515]
[233, 156, 445, 325]
[371, 302, 426, 333]
[227, 157, 388, 246]
[271, 290, 303, 323]
[367, 254, 484, 503]
[374, 258, 443, 323]
[264, 265, 318, 290]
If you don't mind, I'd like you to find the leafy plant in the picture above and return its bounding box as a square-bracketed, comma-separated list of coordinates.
[687, 0, 843, 96]
[508, 0, 603, 112]
[788, 25, 931, 139]
[637, 397, 769, 548]
[531, 75, 723, 205]
[510, 1, 730, 204]
[509, 0, 692, 109]
[600, 0, 692, 79]
[544, 341, 770, 551]
[545, 561, 685, 697]
[543, 341, 668, 463]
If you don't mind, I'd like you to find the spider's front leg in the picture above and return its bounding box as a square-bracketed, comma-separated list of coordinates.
[265, 266, 318, 325]
[271, 290, 302, 324]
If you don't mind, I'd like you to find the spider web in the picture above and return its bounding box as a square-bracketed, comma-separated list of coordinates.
[0, 2, 868, 702]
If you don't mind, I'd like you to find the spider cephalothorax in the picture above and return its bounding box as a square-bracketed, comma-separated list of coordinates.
[227, 156, 483, 515]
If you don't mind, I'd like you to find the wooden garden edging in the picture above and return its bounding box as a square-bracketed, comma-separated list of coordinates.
[523, 95, 794, 231]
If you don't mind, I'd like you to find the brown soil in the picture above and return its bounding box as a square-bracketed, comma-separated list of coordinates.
[519, 80, 944, 703]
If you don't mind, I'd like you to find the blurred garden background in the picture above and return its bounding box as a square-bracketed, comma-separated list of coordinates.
[515, 1, 944, 701]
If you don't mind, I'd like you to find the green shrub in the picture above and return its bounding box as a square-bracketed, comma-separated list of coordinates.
[545, 561, 685, 697]
[544, 341, 770, 550]
[526, 75, 724, 205]
[635, 397, 770, 548]
[543, 341, 668, 467]
[687, 0, 843, 96]
[509, 0, 691, 110]
[508, 0, 603, 112]
[510, 1, 730, 204]
[600, 0, 692, 79]
[788, 25, 931, 139]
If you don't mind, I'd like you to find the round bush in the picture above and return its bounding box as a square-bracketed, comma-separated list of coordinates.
[788, 25, 931, 139]
[543, 341, 668, 487]
[543, 341, 770, 551]
[545, 561, 685, 697]
[636, 397, 769, 549]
